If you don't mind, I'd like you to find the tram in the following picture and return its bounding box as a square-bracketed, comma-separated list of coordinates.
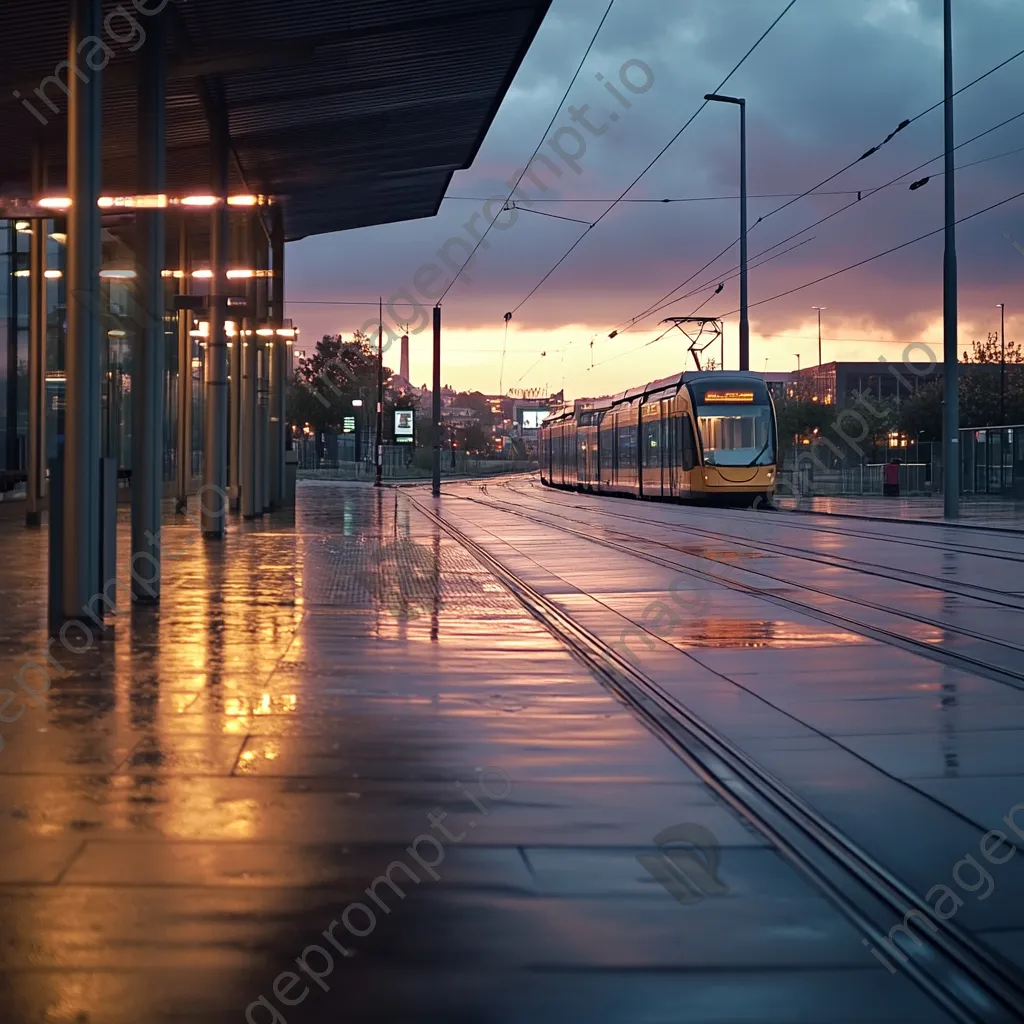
[539, 370, 777, 506]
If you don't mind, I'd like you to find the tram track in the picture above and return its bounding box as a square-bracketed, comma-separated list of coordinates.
[458, 482, 1024, 694]
[504, 479, 1024, 604]
[407, 490, 1024, 1024]
[519, 476, 1024, 564]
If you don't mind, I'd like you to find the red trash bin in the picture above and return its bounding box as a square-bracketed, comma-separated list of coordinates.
[883, 460, 900, 497]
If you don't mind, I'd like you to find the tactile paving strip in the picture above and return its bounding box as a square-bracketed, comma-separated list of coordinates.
[302, 535, 514, 611]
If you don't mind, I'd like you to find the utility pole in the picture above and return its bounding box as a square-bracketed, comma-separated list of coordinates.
[813, 307, 825, 367]
[942, 0, 959, 518]
[998, 302, 1006, 425]
[374, 296, 383, 486]
[432, 306, 441, 496]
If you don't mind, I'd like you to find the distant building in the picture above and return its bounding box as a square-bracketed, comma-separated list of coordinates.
[789, 360, 940, 405]
[441, 406, 479, 426]
[755, 372, 793, 403]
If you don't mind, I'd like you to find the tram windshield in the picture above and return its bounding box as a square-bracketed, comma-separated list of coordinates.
[689, 381, 775, 467]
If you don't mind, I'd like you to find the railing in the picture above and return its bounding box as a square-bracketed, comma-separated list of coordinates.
[293, 436, 536, 480]
[779, 461, 934, 497]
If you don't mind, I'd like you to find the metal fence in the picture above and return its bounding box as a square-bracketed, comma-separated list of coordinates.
[780, 461, 934, 497]
[292, 435, 536, 481]
[959, 425, 1024, 497]
[780, 425, 1024, 499]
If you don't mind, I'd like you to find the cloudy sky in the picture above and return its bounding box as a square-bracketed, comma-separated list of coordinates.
[286, 0, 1024, 400]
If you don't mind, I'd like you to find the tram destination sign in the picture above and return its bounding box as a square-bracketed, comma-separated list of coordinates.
[703, 390, 755, 403]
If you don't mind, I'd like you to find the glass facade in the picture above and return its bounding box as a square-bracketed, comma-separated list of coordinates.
[1, 221, 29, 475]
[0, 217, 204, 492]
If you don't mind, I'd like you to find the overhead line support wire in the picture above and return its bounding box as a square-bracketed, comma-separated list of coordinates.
[506, 0, 799, 318]
[714, 187, 1024, 317]
[435, 0, 618, 304]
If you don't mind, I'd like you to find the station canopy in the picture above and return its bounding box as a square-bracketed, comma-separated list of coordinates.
[0, 0, 552, 241]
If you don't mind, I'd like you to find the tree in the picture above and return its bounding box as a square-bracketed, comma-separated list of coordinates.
[451, 422, 490, 455]
[289, 332, 406, 434]
[891, 343, 1024, 436]
[774, 397, 832, 459]
[451, 391, 495, 428]
[962, 332, 1024, 365]
[896, 379, 943, 440]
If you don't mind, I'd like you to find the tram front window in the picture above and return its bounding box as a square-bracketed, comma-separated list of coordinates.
[697, 404, 774, 466]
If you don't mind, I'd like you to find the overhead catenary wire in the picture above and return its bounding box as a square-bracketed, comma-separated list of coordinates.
[590, 185, 1023, 372]
[640, 125, 1024, 324]
[713, 186, 1024, 318]
[444, 191, 866, 202]
[738, 42, 1024, 233]
[435, 0, 618, 304]
[593, 187, 1024, 370]
[511, 204, 593, 226]
[505, 0, 799, 318]
[615, 102, 1024, 337]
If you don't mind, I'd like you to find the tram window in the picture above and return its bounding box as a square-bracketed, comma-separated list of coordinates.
[697, 403, 774, 466]
[600, 421, 614, 471]
[642, 414, 661, 468]
[680, 416, 696, 470]
[618, 421, 636, 468]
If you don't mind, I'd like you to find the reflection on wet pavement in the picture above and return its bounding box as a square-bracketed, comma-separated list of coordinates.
[0, 483, 972, 1022]
[440, 478, 1024, 982]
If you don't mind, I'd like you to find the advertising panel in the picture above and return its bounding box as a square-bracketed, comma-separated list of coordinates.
[394, 409, 415, 443]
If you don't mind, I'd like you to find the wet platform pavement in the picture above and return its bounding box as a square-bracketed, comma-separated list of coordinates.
[0, 480, 1020, 1022]
[776, 494, 1024, 531]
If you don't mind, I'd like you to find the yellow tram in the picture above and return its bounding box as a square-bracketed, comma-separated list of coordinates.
[539, 371, 777, 506]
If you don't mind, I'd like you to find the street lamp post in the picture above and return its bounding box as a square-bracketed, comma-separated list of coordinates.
[998, 303, 1006, 425]
[705, 93, 748, 370]
[942, 0, 959, 518]
[812, 307, 826, 368]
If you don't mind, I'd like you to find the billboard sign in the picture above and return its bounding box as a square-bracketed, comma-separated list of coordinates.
[394, 408, 415, 443]
[520, 409, 547, 430]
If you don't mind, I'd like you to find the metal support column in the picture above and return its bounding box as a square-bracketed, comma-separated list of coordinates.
[375, 297, 383, 487]
[269, 207, 286, 507]
[432, 305, 441, 496]
[175, 222, 191, 513]
[227, 217, 242, 513]
[60, 0, 103, 619]
[942, 0, 959, 518]
[132, 13, 166, 599]
[27, 149, 47, 528]
[241, 216, 257, 517]
[256, 232, 268, 514]
[202, 118, 229, 536]
[241, 320, 258, 519]
[259, 343, 269, 511]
